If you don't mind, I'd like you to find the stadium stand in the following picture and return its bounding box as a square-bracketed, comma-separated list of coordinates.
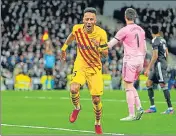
[1, 0, 176, 90]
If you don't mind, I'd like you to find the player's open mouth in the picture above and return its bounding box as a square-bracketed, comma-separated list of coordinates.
[86, 25, 92, 30]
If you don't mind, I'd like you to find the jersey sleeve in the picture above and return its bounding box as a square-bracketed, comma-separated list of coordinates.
[152, 38, 159, 50]
[114, 27, 126, 42]
[71, 25, 78, 36]
[100, 29, 108, 45]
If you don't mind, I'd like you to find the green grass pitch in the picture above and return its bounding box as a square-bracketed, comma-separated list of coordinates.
[2, 90, 176, 135]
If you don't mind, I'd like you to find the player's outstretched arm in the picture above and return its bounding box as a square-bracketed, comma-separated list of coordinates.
[61, 33, 75, 60]
[99, 28, 124, 51]
[98, 37, 119, 51]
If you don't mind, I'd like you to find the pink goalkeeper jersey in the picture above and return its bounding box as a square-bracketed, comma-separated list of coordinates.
[115, 23, 146, 63]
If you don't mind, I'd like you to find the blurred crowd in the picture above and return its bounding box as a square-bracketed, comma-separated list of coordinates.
[2, 0, 88, 89]
[1, 0, 176, 90]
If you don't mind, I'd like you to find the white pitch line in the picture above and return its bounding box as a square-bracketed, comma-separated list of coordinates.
[24, 96, 52, 99]
[60, 97, 176, 104]
[1, 124, 124, 135]
[24, 96, 176, 104]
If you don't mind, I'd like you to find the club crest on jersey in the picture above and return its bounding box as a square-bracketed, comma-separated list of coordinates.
[91, 38, 100, 46]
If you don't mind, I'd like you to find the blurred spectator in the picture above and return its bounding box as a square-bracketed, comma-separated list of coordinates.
[2, 0, 175, 90]
[14, 72, 31, 90]
[1, 76, 6, 91]
[43, 33, 55, 90]
[2, 0, 115, 90]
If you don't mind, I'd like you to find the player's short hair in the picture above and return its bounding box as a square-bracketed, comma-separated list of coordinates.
[125, 8, 136, 21]
[84, 7, 97, 15]
[151, 25, 159, 34]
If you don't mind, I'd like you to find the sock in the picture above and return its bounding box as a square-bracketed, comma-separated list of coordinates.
[132, 87, 142, 110]
[150, 105, 156, 108]
[93, 101, 102, 125]
[163, 89, 172, 108]
[169, 107, 173, 110]
[126, 89, 135, 117]
[147, 87, 155, 106]
[70, 92, 80, 110]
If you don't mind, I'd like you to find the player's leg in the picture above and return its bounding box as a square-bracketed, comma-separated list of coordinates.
[133, 86, 141, 110]
[70, 82, 81, 109]
[121, 81, 136, 121]
[145, 69, 157, 113]
[92, 95, 103, 134]
[121, 63, 143, 121]
[146, 80, 154, 106]
[69, 82, 81, 123]
[86, 68, 103, 134]
[132, 68, 144, 120]
[133, 65, 143, 111]
[145, 79, 157, 113]
[160, 83, 174, 114]
[69, 70, 86, 123]
[157, 62, 174, 114]
[92, 96, 102, 125]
